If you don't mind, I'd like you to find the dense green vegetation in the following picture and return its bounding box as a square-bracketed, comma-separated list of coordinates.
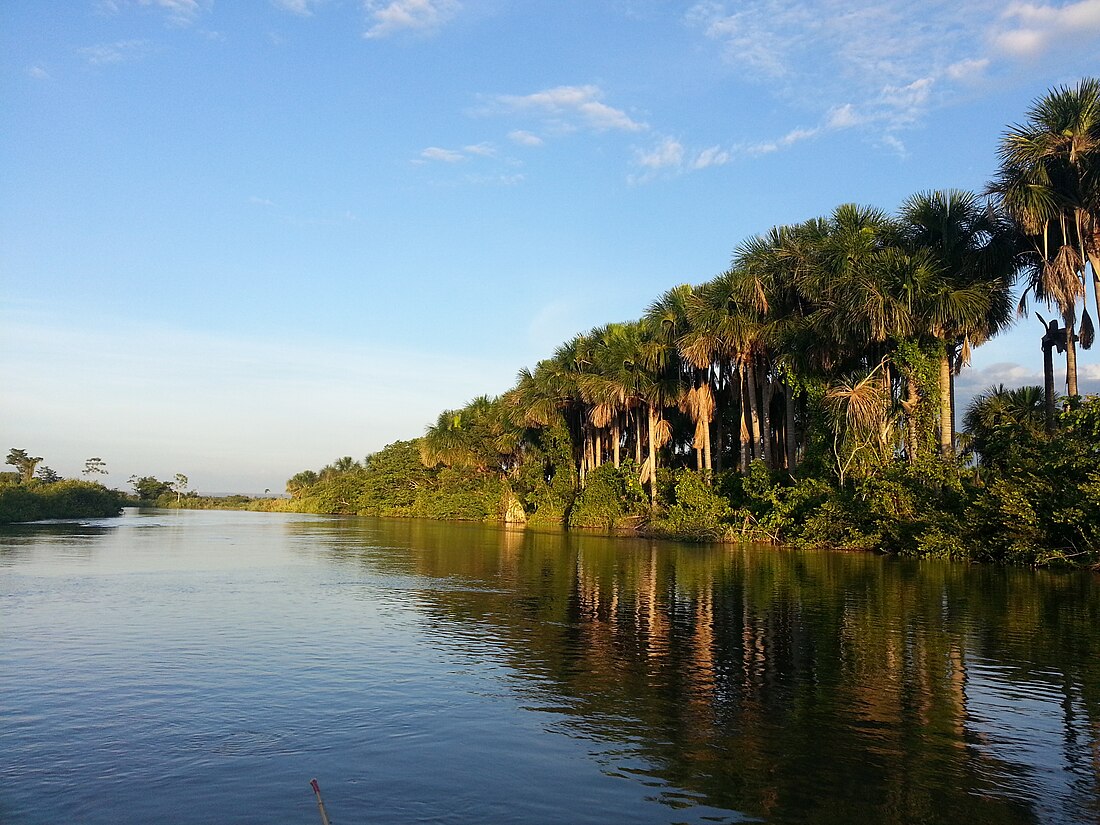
[0, 450, 127, 523]
[280, 80, 1100, 567]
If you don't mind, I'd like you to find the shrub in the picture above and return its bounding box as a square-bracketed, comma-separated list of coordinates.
[567, 463, 647, 530]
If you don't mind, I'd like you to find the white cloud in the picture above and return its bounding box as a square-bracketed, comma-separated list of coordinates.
[78, 39, 155, 66]
[363, 0, 461, 39]
[420, 146, 466, 162]
[737, 124, 820, 158]
[100, 0, 210, 26]
[273, 0, 323, 15]
[945, 57, 990, 82]
[684, 1, 1013, 136]
[249, 196, 276, 206]
[490, 85, 647, 133]
[992, 0, 1100, 58]
[636, 136, 684, 170]
[825, 103, 862, 129]
[692, 145, 731, 169]
[880, 134, 908, 157]
[27, 65, 50, 80]
[462, 142, 496, 157]
[508, 130, 544, 147]
[415, 142, 510, 172]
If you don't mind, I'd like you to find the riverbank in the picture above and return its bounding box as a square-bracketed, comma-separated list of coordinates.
[165, 426, 1100, 569]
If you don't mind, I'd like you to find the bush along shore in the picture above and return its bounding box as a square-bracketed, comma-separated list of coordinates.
[0, 479, 129, 524]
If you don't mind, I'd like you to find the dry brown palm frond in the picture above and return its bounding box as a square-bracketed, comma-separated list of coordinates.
[696, 383, 716, 421]
[678, 386, 698, 417]
[589, 402, 615, 429]
[958, 336, 972, 371]
[653, 417, 673, 449]
[825, 364, 888, 436]
[1080, 309, 1095, 350]
[1042, 245, 1085, 313]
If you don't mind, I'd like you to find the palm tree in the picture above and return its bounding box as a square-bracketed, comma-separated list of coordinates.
[898, 190, 1017, 458]
[961, 384, 1048, 469]
[647, 284, 726, 473]
[421, 395, 522, 473]
[990, 78, 1100, 396]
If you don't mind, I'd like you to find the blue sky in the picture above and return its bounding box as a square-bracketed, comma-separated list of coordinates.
[3, 0, 1100, 493]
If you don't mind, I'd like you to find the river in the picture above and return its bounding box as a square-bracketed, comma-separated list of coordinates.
[1, 508, 1097, 824]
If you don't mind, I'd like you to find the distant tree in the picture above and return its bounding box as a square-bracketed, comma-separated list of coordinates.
[129, 475, 171, 502]
[83, 457, 108, 477]
[172, 473, 189, 503]
[286, 470, 319, 498]
[6, 449, 43, 484]
[34, 465, 62, 484]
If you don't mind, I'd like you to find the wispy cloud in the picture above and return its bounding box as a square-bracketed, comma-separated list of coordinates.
[462, 142, 495, 157]
[27, 65, 50, 80]
[684, 0, 1009, 138]
[629, 135, 737, 182]
[635, 137, 685, 170]
[100, 0, 210, 26]
[249, 196, 276, 206]
[419, 146, 467, 163]
[992, 0, 1100, 58]
[363, 0, 461, 39]
[78, 39, 155, 66]
[508, 130, 544, 147]
[487, 85, 647, 133]
[272, 0, 324, 15]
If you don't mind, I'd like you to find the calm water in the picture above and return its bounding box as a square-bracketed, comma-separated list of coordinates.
[1, 509, 1098, 825]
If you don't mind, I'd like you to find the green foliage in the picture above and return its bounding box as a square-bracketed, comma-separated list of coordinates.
[567, 462, 647, 530]
[130, 475, 172, 502]
[730, 462, 834, 544]
[647, 468, 733, 540]
[6, 448, 42, 484]
[963, 396, 1100, 564]
[414, 468, 504, 521]
[358, 440, 431, 516]
[0, 480, 126, 524]
[35, 466, 62, 484]
[513, 418, 578, 525]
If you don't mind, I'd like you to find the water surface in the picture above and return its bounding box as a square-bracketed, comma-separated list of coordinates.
[2, 509, 1098, 824]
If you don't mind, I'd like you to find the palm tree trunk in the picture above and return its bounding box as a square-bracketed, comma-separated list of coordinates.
[634, 410, 642, 465]
[713, 362, 724, 473]
[1043, 330, 1056, 432]
[738, 366, 751, 473]
[594, 431, 603, 468]
[939, 349, 953, 459]
[761, 372, 775, 469]
[785, 384, 797, 473]
[1065, 317, 1079, 397]
[746, 358, 762, 464]
[647, 404, 658, 506]
[703, 410, 712, 472]
[612, 417, 621, 468]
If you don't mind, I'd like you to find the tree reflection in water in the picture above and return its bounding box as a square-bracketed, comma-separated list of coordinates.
[310, 517, 1100, 825]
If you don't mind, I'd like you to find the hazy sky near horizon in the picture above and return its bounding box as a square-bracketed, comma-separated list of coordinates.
[3, 0, 1100, 493]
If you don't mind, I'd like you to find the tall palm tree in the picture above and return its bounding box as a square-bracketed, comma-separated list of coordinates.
[898, 190, 1017, 458]
[990, 78, 1100, 396]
